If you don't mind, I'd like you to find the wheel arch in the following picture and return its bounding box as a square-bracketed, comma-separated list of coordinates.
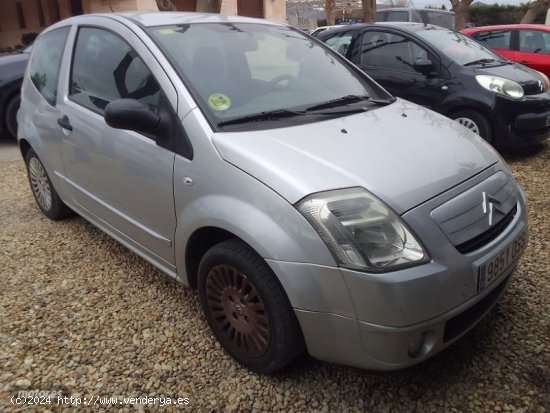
[184, 226, 236, 289]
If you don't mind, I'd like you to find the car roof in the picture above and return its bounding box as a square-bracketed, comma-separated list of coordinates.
[119, 11, 278, 27]
[377, 7, 454, 14]
[462, 24, 550, 34]
[48, 11, 279, 30]
[317, 22, 445, 37]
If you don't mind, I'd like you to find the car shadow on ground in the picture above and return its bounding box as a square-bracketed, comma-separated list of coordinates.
[501, 142, 547, 161]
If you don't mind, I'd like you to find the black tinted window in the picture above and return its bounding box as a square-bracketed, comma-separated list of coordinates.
[70, 27, 160, 113]
[473, 30, 511, 50]
[29, 27, 69, 106]
[361, 31, 428, 72]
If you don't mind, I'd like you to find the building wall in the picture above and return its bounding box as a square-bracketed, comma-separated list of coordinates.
[0, 0, 285, 50]
[0, 0, 158, 50]
[82, 0, 157, 13]
[0, 0, 72, 49]
[263, 0, 285, 23]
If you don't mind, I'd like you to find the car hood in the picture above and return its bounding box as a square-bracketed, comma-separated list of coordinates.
[212, 99, 500, 214]
[474, 62, 545, 94]
[0, 52, 29, 85]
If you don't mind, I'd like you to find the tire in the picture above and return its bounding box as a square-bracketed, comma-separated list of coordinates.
[198, 239, 304, 374]
[451, 109, 493, 143]
[5, 94, 21, 139]
[25, 149, 73, 220]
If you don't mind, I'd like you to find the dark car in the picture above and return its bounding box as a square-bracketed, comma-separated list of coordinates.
[0, 45, 31, 139]
[462, 24, 550, 79]
[318, 23, 550, 148]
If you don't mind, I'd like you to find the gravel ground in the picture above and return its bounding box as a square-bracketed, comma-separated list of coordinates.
[0, 143, 548, 413]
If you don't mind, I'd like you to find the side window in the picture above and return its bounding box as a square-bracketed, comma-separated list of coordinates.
[361, 31, 428, 72]
[324, 33, 354, 56]
[69, 27, 160, 113]
[519, 30, 550, 54]
[28, 27, 70, 106]
[473, 30, 511, 50]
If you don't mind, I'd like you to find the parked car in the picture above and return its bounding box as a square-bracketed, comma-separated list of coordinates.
[318, 22, 550, 148]
[19, 13, 528, 373]
[376, 8, 455, 30]
[310, 25, 340, 37]
[462, 24, 550, 78]
[0, 45, 31, 138]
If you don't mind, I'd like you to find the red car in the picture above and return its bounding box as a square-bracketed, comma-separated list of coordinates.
[462, 24, 550, 78]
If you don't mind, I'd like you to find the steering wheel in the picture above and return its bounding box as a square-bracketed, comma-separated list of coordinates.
[268, 74, 295, 91]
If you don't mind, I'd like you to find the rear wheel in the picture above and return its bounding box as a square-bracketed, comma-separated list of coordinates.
[198, 239, 304, 373]
[25, 149, 73, 220]
[5, 94, 20, 139]
[451, 109, 492, 143]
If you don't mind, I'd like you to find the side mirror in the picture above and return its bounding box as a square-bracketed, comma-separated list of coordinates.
[414, 58, 434, 75]
[104, 99, 160, 136]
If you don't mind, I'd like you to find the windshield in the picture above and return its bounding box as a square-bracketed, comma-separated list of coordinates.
[148, 23, 390, 130]
[415, 28, 503, 65]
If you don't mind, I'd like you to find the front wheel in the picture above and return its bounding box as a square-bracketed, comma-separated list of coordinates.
[451, 109, 493, 143]
[25, 149, 73, 220]
[198, 239, 304, 373]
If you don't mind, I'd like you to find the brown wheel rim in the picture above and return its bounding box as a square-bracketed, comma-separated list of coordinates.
[205, 264, 270, 358]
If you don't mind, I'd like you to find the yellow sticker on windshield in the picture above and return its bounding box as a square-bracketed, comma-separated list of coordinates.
[208, 93, 231, 111]
[159, 28, 175, 35]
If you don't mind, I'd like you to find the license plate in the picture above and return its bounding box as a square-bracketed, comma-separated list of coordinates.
[478, 230, 527, 292]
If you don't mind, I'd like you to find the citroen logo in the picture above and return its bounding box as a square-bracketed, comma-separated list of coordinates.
[482, 192, 505, 226]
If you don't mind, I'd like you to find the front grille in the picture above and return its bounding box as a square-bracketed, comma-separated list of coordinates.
[443, 272, 512, 343]
[455, 205, 517, 254]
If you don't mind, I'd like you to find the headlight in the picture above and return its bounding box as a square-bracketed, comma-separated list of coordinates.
[296, 188, 429, 272]
[476, 75, 524, 99]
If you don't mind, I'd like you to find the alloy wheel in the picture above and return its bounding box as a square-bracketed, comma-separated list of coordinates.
[28, 157, 52, 211]
[204, 264, 270, 358]
[455, 117, 480, 135]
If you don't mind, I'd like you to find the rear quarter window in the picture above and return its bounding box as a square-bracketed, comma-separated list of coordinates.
[28, 27, 70, 106]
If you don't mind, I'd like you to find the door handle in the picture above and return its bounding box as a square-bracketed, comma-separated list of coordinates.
[57, 115, 73, 131]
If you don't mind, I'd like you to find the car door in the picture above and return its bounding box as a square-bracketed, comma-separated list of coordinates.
[514, 29, 550, 77]
[350, 29, 447, 109]
[56, 21, 179, 269]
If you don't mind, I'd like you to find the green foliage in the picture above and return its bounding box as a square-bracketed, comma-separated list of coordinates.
[468, 3, 545, 26]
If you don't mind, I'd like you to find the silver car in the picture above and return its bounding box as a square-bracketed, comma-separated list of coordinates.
[18, 12, 528, 373]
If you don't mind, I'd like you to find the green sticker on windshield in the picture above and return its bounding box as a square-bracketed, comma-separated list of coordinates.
[208, 93, 231, 111]
[159, 28, 175, 35]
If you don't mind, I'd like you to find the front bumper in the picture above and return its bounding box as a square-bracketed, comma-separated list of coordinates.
[293, 268, 515, 370]
[267, 168, 528, 370]
[494, 94, 550, 147]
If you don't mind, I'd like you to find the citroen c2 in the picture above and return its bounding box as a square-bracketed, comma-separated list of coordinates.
[18, 12, 528, 373]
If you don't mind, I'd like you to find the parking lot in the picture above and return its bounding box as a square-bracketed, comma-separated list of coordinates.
[0, 134, 548, 412]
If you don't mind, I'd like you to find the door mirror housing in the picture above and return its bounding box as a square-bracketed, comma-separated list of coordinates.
[414, 58, 434, 75]
[104, 99, 161, 136]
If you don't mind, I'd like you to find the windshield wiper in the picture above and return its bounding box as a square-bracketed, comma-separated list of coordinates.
[217, 109, 307, 127]
[305, 94, 394, 112]
[463, 58, 497, 66]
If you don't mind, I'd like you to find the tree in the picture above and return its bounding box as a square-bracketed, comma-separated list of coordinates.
[326, 0, 336, 25]
[361, 0, 376, 23]
[156, 0, 176, 11]
[196, 0, 222, 13]
[449, 0, 474, 30]
[521, 0, 550, 23]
